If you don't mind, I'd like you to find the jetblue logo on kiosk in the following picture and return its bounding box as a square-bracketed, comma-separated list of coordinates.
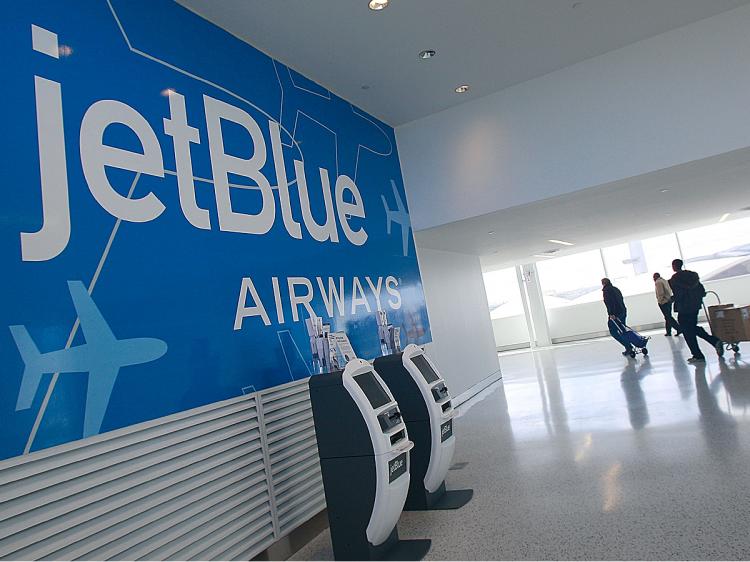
[388, 453, 407, 483]
[1, 0, 431, 461]
[441, 420, 453, 442]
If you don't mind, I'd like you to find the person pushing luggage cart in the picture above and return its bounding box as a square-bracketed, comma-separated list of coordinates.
[669, 259, 724, 364]
[602, 278, 648, 358]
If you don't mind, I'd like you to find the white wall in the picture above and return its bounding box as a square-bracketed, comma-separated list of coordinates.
[416, 246, 501, 397]
[547, 275, 750, 341]
[491, 316, 530, 349]
[397, 5, 750, 231]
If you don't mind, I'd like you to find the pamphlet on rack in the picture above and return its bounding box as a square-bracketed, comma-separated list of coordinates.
[376, 309, 402, 355]
[326, 331, 357, 370]
[333, 332, 357, 363]
[307, 315, 333, 373]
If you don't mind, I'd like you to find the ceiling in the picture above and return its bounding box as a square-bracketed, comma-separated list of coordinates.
[413, 148, 750, 271]
[176, 0, 749, 126]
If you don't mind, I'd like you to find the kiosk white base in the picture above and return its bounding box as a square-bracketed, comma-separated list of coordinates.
[402, 420, 474, 511]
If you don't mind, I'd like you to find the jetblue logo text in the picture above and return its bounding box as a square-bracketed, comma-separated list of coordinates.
[23, 26, 368, 263]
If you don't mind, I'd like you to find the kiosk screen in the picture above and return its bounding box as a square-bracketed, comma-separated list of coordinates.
[412, 354, 440, 384]
[354, 372, 391, 409]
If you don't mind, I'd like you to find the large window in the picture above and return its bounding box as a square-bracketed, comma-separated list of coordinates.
[484, 217, 750, 346]
[536, 250, 606, 309]
[601, 233, 681, 296]
[677, 217, 750, 281]
[483, 267, 524, 319]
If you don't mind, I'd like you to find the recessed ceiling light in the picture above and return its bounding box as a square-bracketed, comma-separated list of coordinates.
[455, 84, 470, 94]
[548, 239, 574, 246]
[719, 213, 730, 223]
[368, 0, 388, 11]
[660, 188, 670, 193]
[488, 230, 495, 235]
[419, 49, 436, 60]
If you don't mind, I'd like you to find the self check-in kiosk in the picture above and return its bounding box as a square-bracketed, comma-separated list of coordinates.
[309, 359, 431, 561]
[374, 344, 473, 511]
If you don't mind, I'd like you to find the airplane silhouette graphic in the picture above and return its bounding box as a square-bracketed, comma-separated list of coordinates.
[10, 281, 167, 438]
[381, 179, 412, 257]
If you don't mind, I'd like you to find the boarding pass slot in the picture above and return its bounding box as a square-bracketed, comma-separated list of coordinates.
[390, 429, 406, 446]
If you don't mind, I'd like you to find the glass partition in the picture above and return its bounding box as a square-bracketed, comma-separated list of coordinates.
[677, 217, 750, 281]
[601, 233, 681, 297]
[484, 267, 524, 319]
[536, 250, 606, 309]
[483, 266, 530, 348]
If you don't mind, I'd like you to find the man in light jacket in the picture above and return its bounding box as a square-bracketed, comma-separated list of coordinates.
[653, 272, 681, 337]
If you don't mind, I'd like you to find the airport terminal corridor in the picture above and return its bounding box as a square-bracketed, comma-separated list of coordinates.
[5, 3, 750, 561]
[294, 334, 750, 560]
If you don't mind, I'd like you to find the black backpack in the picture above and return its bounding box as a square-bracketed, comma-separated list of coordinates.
[688, 281, 706, 310]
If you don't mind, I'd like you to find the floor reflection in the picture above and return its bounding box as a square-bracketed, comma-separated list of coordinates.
[694, 362, 739, 460]
[668, 337, 694, 401]
[620, 359, 652, 430]
[499, 331, 749, 440]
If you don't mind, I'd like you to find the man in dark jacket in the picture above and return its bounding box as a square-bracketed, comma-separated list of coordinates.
[669, 259, 723, 363]
[602, 278, 633, 356]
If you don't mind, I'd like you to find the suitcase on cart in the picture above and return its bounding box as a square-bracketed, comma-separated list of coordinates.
[610, 317, 650, 358]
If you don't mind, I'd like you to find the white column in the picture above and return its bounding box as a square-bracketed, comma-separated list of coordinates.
[519, 263, 552, 347]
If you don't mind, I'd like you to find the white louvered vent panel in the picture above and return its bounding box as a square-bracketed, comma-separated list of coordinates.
[0, 378, 327, 561]
[0, 399, 253, 489]
[48, 454, 267, 561]
[0, 394, 275, 561]
[258, 379, 326, 539]
[0, 413, 259, 538]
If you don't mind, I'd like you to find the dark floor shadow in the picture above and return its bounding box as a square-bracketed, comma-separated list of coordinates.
[620, 360, 652, 430]
[694, 362, 739, 461]
[668, 337, 694, 400]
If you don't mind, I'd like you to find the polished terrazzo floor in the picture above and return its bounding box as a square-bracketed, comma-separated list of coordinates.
[292, 333, 750, 560]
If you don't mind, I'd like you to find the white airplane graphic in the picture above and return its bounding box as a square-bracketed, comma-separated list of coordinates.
[381, 179, 412, 257]
[10, 281, 167, 437]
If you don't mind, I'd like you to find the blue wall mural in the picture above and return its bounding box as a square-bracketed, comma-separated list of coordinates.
[0, 0, 431, 461]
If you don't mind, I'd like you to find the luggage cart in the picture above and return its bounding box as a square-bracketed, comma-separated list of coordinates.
[703, 291, 742, 354]
[610, 317, 650, 358]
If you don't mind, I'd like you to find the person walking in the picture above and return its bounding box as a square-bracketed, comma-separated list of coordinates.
[653, 272, 681, 336]
[602, 278, 633, 357]
[669, 259, 724, 363]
